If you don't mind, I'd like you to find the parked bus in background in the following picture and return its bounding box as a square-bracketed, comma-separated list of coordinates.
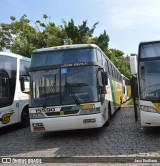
[0, 52, 30, 128]
[130, 40, 160, 126]
[122, 74, 131, 103]
[23, 44, 124, 132]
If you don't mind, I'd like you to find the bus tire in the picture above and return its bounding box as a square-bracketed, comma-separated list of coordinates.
[20, 106, 30, 128]
[120, 96, 123, 104]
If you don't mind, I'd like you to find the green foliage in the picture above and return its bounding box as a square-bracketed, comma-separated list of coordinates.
[62, 19, 98, 44]
[92, 30, 109, 54]
[0, 14, 131, 77]
[43, 14, 48, 19]
[109, 49, 131, 78]
[110, 48, 124, 58]
[0, 23, 12, 51]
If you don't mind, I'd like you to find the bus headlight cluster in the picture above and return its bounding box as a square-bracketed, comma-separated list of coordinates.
[140, 105, 157, 113]
[30, 113, 45, 119]
[79, 108, 100, 115]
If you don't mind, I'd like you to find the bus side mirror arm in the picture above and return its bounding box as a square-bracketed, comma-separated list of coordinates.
[101, 86, 107, 94]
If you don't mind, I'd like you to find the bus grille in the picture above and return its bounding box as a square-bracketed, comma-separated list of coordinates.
[45, 110, 79, 116]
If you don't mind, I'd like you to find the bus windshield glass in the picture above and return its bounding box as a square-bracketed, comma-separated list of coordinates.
[139, 60, 160, 101]
[61, 66, 98, 105]
[140, 42, 160, 58]
[31, 48, 96, 67]
[0, 55, 17, 108]
[30, 66, 98, 107]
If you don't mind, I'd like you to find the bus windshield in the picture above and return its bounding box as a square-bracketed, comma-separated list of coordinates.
[140, 42, 160, 58]
[139, 60, 160, 101]
[31, 48, 96, 67]
[0, 55, 17, 108]
[30, 66, 99, 107]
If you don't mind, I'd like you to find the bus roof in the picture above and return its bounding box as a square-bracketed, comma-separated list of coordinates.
[0, 51, 30, 61]
[139, 40, 160, 45]
[33, 44, 100, 53]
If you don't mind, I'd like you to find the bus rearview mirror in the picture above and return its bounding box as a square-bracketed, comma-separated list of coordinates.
[102, 72, 108, 85]
[130, 56, 137, 76]
[20, 75, 30, 94]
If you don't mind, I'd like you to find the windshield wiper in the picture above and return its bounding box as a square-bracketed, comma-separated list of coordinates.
[65, 82, 80, 105]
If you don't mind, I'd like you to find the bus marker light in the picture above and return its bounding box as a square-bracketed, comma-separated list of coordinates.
[32, 123, 45, 131]
[34, 127, 45, 132]
[82, 104, 94, 109]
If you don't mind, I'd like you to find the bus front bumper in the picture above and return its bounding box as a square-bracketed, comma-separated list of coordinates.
[141, 110, 160, 126]
[30, 113, 104, 132]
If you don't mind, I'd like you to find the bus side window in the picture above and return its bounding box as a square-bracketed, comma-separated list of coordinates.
[96, 49, 102, 64]
[0, 70, 9, 100]
[117, 72, 120, 81]
[20, 60, 30, 77]
[113, 67, 115, 80]
[108, 62, 111, 76]
[116, 70, 118, 80]
[104, 60, 108, 73]
[107, 60, 110, 75]
[111, 65, 114, 78]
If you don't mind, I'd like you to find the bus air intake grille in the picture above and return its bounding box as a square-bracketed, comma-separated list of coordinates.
[45, 110, 79, 116]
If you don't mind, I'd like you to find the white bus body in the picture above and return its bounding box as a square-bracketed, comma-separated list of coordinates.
[121, 75, 131, 103]
[28, 44, 124, 132]
[0, 52, 30, 128]
[130, 41, 160, 126]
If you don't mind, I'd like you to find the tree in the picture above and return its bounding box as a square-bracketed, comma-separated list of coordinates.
[0, 15, 37, 57]
[62, 19, 98, 44]
[110, 49, 124, 58]
[0, 15, 131, 78]
[0, 23, 12, 51]
[93, 30, 109, 54]
[43, 23, 67, 46]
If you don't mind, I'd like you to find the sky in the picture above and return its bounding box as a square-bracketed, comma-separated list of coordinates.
[1, 0, 160, 55]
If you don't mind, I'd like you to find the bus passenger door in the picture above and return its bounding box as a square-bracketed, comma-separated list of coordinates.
[0, 70, 18, 127]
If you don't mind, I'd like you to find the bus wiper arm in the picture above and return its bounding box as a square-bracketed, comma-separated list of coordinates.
[65, 82, 80, 105]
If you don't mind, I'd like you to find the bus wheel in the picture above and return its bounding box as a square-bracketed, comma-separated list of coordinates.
[20, 107, 30, 128]
[120, 97, 123, 104]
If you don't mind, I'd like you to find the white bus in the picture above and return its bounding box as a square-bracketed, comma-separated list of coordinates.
[25, 44, 124, 132]
[121, 74, 131, 103]
[130, 40, 160, 126]
[0, 52, 30, 128]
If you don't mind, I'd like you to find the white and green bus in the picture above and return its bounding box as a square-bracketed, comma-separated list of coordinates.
[130, 40, 160, 126]
[25, 44, 124, 132]
[122, 74, 131, 103]
[0, 52, 30, 128]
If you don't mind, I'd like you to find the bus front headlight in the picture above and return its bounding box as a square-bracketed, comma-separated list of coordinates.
[79, 108, 100, 115]
[140, 105, 157, 113]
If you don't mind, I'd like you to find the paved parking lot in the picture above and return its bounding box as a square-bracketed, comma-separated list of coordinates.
[1, 106, 160, 166]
